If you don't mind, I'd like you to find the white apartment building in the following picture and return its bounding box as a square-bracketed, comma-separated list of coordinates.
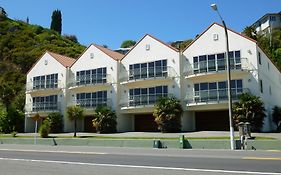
[68, 44, 123, 132]
[25, 51, 75, 132]
[252, 12, 281, 35]
[25, 23, 281, 132]
[182, 23, 281, 132]
[119, 34, 183, 131]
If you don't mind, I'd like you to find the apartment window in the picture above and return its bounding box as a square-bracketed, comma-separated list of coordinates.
[129, 85, 168, 106]
[32, 95, 58, 111]
[270, 16, 276, 21]
[193, 79, 243, 103]
[33, 73, 58, 90]
[260, 80, 263, 93]
[192, 50, 241, 74]
[76, 67, 107, 85]
[76, 91, 107, 108]
[258, 52, 262, 65]
[269, 85, 272, 95]
[129, 59, 167, 80]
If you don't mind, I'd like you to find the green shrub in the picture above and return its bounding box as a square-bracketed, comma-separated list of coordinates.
[93, 106, 117, 134]
[153, 97, 183, 133]
[39, 119, 51, 138]
[47, 112, 63, 133]
[11, 131, 17, 137]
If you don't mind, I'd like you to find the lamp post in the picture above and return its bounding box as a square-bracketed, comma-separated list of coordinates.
[211, 3, 235, 150]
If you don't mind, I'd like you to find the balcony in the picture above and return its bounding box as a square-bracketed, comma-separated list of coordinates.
[70, 98, 112, 115]
[120, 94, 172, 113]
[25, 102, 60, 116]
[26, 80, 63, 96]
[184, 58, 251, 79]
[185, 88, 250, 110]
[120, 66, 177, 86]
[68, 74, 114, 92]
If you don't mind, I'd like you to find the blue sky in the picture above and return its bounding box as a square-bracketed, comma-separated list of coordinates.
[2, 0, 281, 49]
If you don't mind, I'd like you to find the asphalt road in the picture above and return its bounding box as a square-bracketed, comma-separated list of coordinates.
[0, 144, 280, 175]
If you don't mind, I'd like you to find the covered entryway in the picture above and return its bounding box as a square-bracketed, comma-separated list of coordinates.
[134, 114, 158, 132]
[84, 116, 96, 132]
[195, 110, 229, 131]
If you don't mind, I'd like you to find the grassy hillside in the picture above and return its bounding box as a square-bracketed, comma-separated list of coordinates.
[0, 17, 85, 73]
[0, 15, 85, 119]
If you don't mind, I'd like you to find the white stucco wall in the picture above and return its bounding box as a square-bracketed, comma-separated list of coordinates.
[25, 52, 68, 132]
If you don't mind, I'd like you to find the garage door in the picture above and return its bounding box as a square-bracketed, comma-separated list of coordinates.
[195, 110, 229, 131]
[135, 114, 158, 132]
[84, 116, 96, 132]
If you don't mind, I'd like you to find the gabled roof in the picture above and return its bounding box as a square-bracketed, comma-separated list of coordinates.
[182, 22, 257, 53]
[93, 44, 124, 61]
[182, 22, 281, 73]
[121, 34, 179, 61]
[27, 51, 75, 74]
[70, 44, 124, 68]
[47, 51, 76, 68]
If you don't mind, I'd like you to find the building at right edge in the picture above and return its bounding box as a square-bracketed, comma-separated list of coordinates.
[181, 23, 281, 132]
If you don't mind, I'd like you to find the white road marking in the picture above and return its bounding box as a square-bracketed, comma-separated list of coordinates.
[0, 157, 280, 175]
[0, 148, 106, 155]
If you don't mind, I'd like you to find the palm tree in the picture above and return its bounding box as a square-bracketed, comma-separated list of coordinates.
[153, 97, 183, 133]
[272, 106, 281, 132]
[66, 105, 84, 137]
[93, 106, 117, 133]
[233, 93, 266, 132]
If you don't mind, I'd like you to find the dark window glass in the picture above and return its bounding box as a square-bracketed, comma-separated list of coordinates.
[194, 84, 199, 91]
[156, 86, 162, 94]
[200, 83, 208, 90]
[163, 86, 168, 94]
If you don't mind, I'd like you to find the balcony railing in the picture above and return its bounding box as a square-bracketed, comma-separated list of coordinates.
[120, 66, 177, 83]
[186, 88, 249, 104]
[75, 98, 111, 109]
[184, 58, 250, 76]
[25, 102, 60, 113]
[68, 74, 114, 88]
[26, 80, 62, 92]
[120, 94, 172, 108]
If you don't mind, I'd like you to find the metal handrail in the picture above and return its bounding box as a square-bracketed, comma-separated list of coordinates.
[120, 66, 177, 83]
[25, 102, 60, 113]
[120, 93, 173, 108]
[68, 74, 114, 88]
[26, 80, 63, 91]
[185, 88, 250, 104]
[73, 98, 112, 109]
[184, 57, 250, 76]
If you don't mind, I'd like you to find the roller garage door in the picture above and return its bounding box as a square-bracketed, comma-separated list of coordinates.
[195, 110, 229, 131]
[134, 114, 158, 132]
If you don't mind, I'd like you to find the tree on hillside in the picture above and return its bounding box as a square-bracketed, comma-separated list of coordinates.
[170, 39, 193, 50]
[120, 40, 136, 48]
[242, 26, 257, 40]
[0, 7, 7, 17]
[50, 9, 62, 34]
[0, 70, 25, 111]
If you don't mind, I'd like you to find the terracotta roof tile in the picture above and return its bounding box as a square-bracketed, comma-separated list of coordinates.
[47, 51, 76, 67]
[94, 44, 124, 61]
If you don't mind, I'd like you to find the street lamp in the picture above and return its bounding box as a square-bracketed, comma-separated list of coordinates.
[211, 3, 235, 150]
